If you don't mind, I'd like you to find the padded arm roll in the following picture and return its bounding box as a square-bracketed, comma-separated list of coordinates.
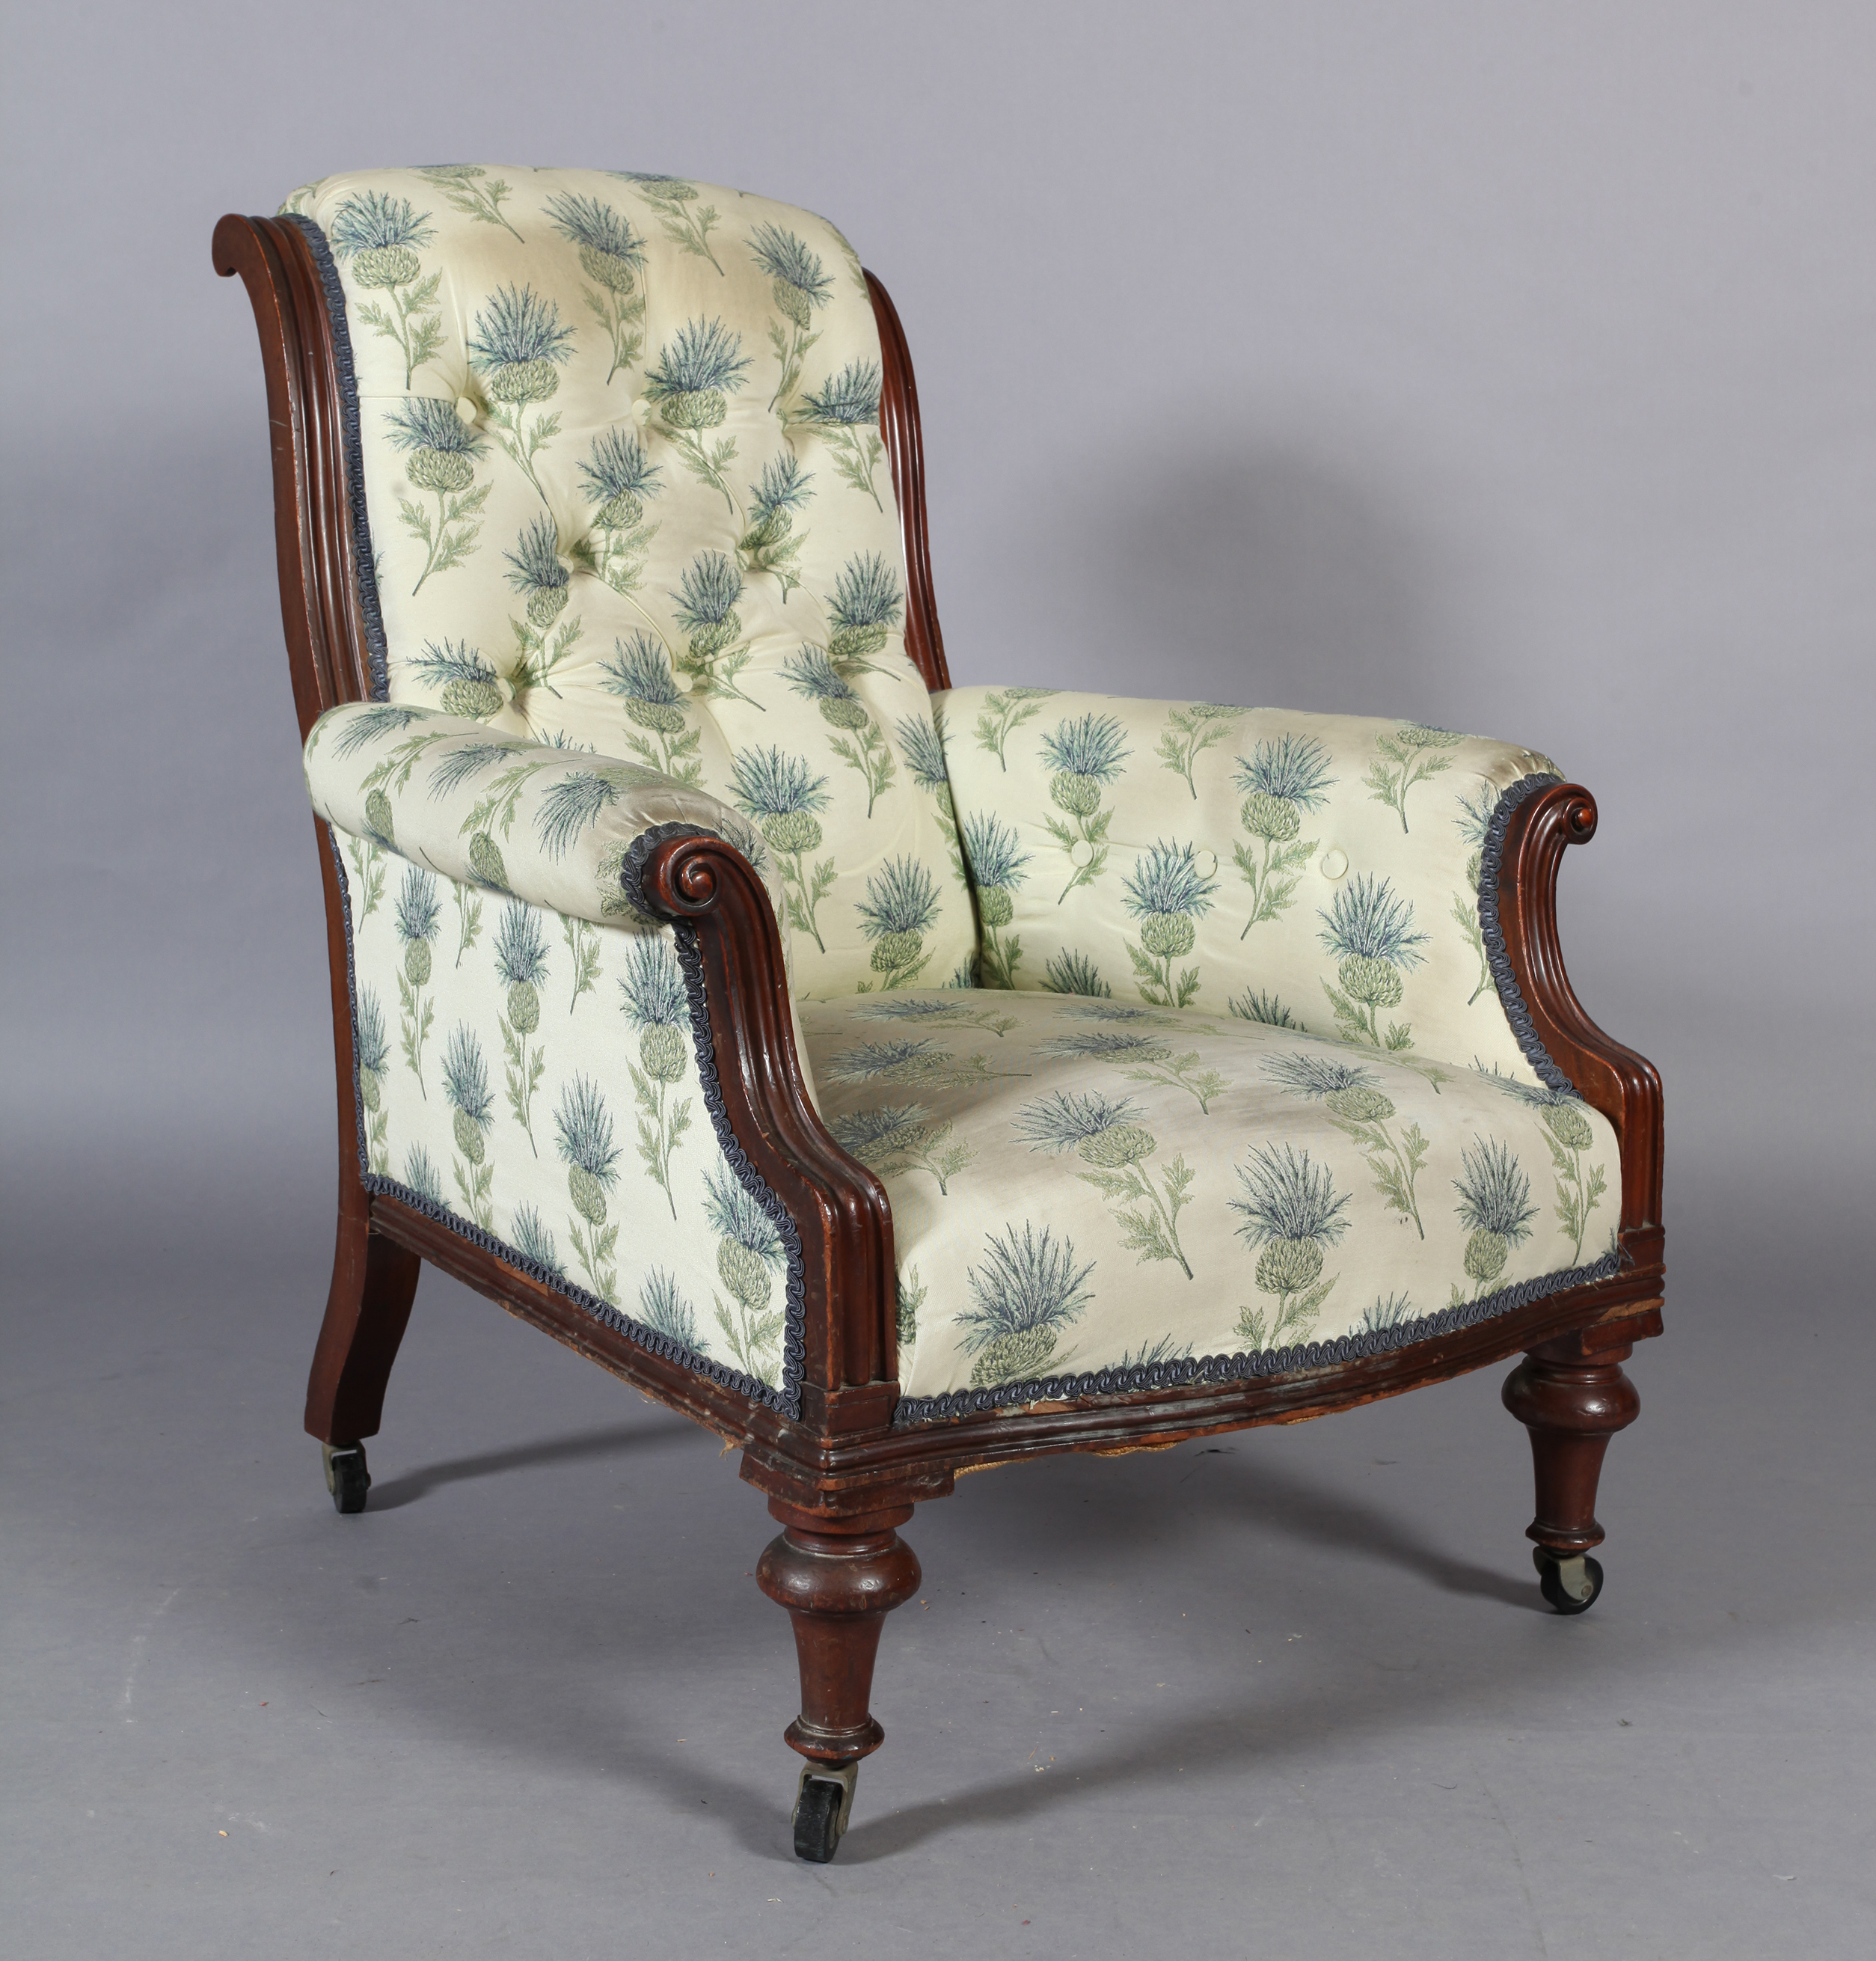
[938, 688, 1569, 1090]
[305, 700, 794, 943]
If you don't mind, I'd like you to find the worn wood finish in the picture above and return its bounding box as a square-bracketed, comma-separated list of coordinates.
[1502, 1341, 1643, 1555]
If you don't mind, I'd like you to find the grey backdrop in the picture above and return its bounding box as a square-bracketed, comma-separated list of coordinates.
[4, 5, 1872, 1957]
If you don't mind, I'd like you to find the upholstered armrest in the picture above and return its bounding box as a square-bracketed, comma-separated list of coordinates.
[305, 700, 791, 940]
[938, 688, 1571, 1094]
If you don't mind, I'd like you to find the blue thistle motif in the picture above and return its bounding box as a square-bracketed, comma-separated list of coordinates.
[1471, 1064, 1602, 1260]
[1361, 1293, 1414, 1334]
[1014, 1088, 1147, 1157]
[784, 646, 868, 728]
[830, 1104, 935, 1155]
[826, 552, 903, 664]
[393, 865, 441, 952]
[411, 640, 503, 720]
[823, 1038, 945, 1083]
[804, 358, 881, 426]
[1236, 733, 1337, 813]
[467, 285, 574, 401]
[1262, 1050, 1385, 1105]
[1233, 733, 1337, 938]
[621, 935, 691, 1191]
[534, 771, 619, 861]
[640, 1270, 701, 1349]
[580, 428, 663, 527]
[328, 191, 434, 289]
[440, 1024, 494, 1166]
[1228, 988, 1296, 1027]
[704, 1165, 783, 1264]
[492, 902, 551, 991]
[1061, 1000, 1169, 1024]
[1453, 1136, 1538, 1290]
[1040, 949, 1112, 997]
[385, 397, 489, 585]
[545, 191, 644, 281]
[619, 933, 688, 1032]
[1041, 714, 1130, 786]
[729, 747, 830, 828]
[959, 811, 1032, 895]
[1454, 781, 1500, 851]
[385, 396, 488, 462]
[512, 1204, 563, 1277]
[748, 450, 814, 525]
[355, 988, 390, 1079]
[331, 703, 423, 758]
[672, 550, 744, 651]
[646, 318, 751, 414]
[402, 1144, 444, 1206]
[857, 857, 942, 984]
[957, 1223, 1096, 1388]
[599, 631, 690, 749]
[555, 1075, 622, 1221]
[427, 739, 523, 800]
[1043, 714, 1130, 899]
[1317, 873, 1429, 1044]
[896, 714, 949, 792]
[1123, 840, 1219, 1004]
[1265, 1049, 1425, 1235]
[749, 223, 833, 318]
[1035, 1030, 1171, 1064]
[1231, 1142, 1351, 1320]
[503, 516, 571, 627]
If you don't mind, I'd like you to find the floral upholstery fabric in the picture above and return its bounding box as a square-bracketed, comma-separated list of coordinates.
[938, 689, 1560, 1092]
[799, 990, 1617, 1419]
[281, 167, 971, 1000]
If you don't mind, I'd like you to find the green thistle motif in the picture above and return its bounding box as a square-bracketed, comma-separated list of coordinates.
[895, 710, 964, 884]
[640, 1270, 704, 1351]
[1473, 1064, 1607, 1265]
[1040, 949, 1112, 997]
[1366, 723, 1464, 832]
[1231, 1144, 1351, 1350]
[440, 1025, 496, 1228]
[563, 915, 602, 1015]
[411, 639, 506, 722]
[830, 1103, 975, 1195]
[1233, 733, 1336, 938]
[957, 1223, 1096, 1390]
[787, 648, 895, 813]
[385, 397, 491, 594]
[393, 866, 440, 1092]
[355, 987, 390, 1174]
[1452, 1136, 1538, 1297]
[1227, 988, 1298, 1028]
[1264, 1050, 1429, 1239]
[729, 747, 835, 951]
[822, 1037, 1029, 1092]
[973, 686, 1056, 770]
[546, 192, 646, 382]
[330, 192, 442, 385]
[1122, 840, 1219, 1008]
[1317, 874, 1428, 1052]
[619, 934, 693, 1217]
[492, 902, 550, 1154]
[1058, 1000, 1177, 1027]
[533, 767, 637, 864]
[705, 1166, 785, 1386]
[468, 286, 574, 505]
[646, 317, 750, 504]
[824, 552, 903, 672]
[1016, 1089, 1194, 1278]
[331, 703, 425, 758]
[418, 164, 522, 239]
[856, 858, 942, 988]
[1037, 1027, 1228, 1116]
[895, 1265, 925, 1350]
[345, 834, 386, 925]
[1041, 713, 1129, 902]
[403, 1144, 444, 1207]
[512, 1203, 562, 1278]
[580, 427, 664, 593]
[669, 550, 758, 704]
[1158, 702, 1242, 798]
[554, 1075, 622, 1297]
[739, 451, 815, 597]
[598, 632, 699, 783]
[618, 171, 723, 273]
[855, 995, 1018, 1038]
[1450, 782, 1500, 1004]
[802, 358, 884, 506]
[750, 222, 832, 412]
[959, 810, 1032, 990]
[1361, 1292, 1414, 1335]
[503, 514, 572, 631]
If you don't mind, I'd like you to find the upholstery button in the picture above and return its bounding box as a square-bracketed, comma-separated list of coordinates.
[495, 675, 516, 706]
[672, 669, 694, 695]
[1069, 839, 1094, 868]
[629, 395, 652, 427]
[1320, 848, 1349, 880]
[454, 396, 479, 425]
[1195, 848, 1218, 879]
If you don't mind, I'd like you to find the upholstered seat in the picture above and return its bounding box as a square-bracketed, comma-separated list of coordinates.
[221, 165, 1664, 1864]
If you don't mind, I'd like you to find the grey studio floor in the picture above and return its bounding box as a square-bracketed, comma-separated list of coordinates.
[6, 1141, 1871, 1960]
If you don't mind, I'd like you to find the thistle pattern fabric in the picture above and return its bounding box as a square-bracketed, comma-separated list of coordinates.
[797, 990, 1618, 1419]
[282, 167, 971, 1000]
[332, 829, 804, 1407]
[938, 690, 1561, 1090]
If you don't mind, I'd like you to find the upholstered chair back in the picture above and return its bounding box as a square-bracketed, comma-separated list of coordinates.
[283, 167, 972, 999]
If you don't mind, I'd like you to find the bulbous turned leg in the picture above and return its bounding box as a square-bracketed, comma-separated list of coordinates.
[756, 1499, 921, 1861]
[1503, 1338, 1640, 1613]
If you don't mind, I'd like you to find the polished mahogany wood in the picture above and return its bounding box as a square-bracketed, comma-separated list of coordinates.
[1502, 1340, 1643, 1555]
[756, 1500, 922, 1766]
[868, 269, 950, 692]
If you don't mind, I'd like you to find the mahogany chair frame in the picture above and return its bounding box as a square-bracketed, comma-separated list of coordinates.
[215, 212, 1665, 1850]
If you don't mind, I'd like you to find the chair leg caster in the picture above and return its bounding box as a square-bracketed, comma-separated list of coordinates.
[321, 1441, 370, 1515]
[791, 1760, 857, 1864]
[1533, 1544, 1603, 1615]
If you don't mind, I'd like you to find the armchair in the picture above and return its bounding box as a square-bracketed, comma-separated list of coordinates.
[216, 167, 1664, 1863]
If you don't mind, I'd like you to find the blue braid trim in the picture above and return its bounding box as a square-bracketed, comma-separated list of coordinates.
[283, 214, 391, 701]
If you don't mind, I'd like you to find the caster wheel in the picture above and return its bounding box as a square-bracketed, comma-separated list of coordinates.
[791, 1762, 856, 1864]
[1533, 1545, 1602, 1615]
[322, 1442, 370, 1516]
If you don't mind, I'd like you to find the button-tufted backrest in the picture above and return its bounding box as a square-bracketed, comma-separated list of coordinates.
[283, 167, 972, 1000]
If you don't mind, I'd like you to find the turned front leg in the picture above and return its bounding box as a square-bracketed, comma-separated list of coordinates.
[756, 1501, 921, 1766]
[1502, 1338, 1640, 1555]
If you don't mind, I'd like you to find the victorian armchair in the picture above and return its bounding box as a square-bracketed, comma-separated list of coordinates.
[215, 168, 1664, 1863]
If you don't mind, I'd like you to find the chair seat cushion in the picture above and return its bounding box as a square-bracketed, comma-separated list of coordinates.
[797, 990, 1619, 1420]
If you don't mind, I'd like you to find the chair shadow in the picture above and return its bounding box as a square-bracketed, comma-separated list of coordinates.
[365, 1420, 687, 1510]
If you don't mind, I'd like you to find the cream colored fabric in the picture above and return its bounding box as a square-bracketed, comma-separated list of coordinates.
[938, 690, 1559, 1091]
[286, 167, 972, 1000]
[798, 989, 1617, 1416]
